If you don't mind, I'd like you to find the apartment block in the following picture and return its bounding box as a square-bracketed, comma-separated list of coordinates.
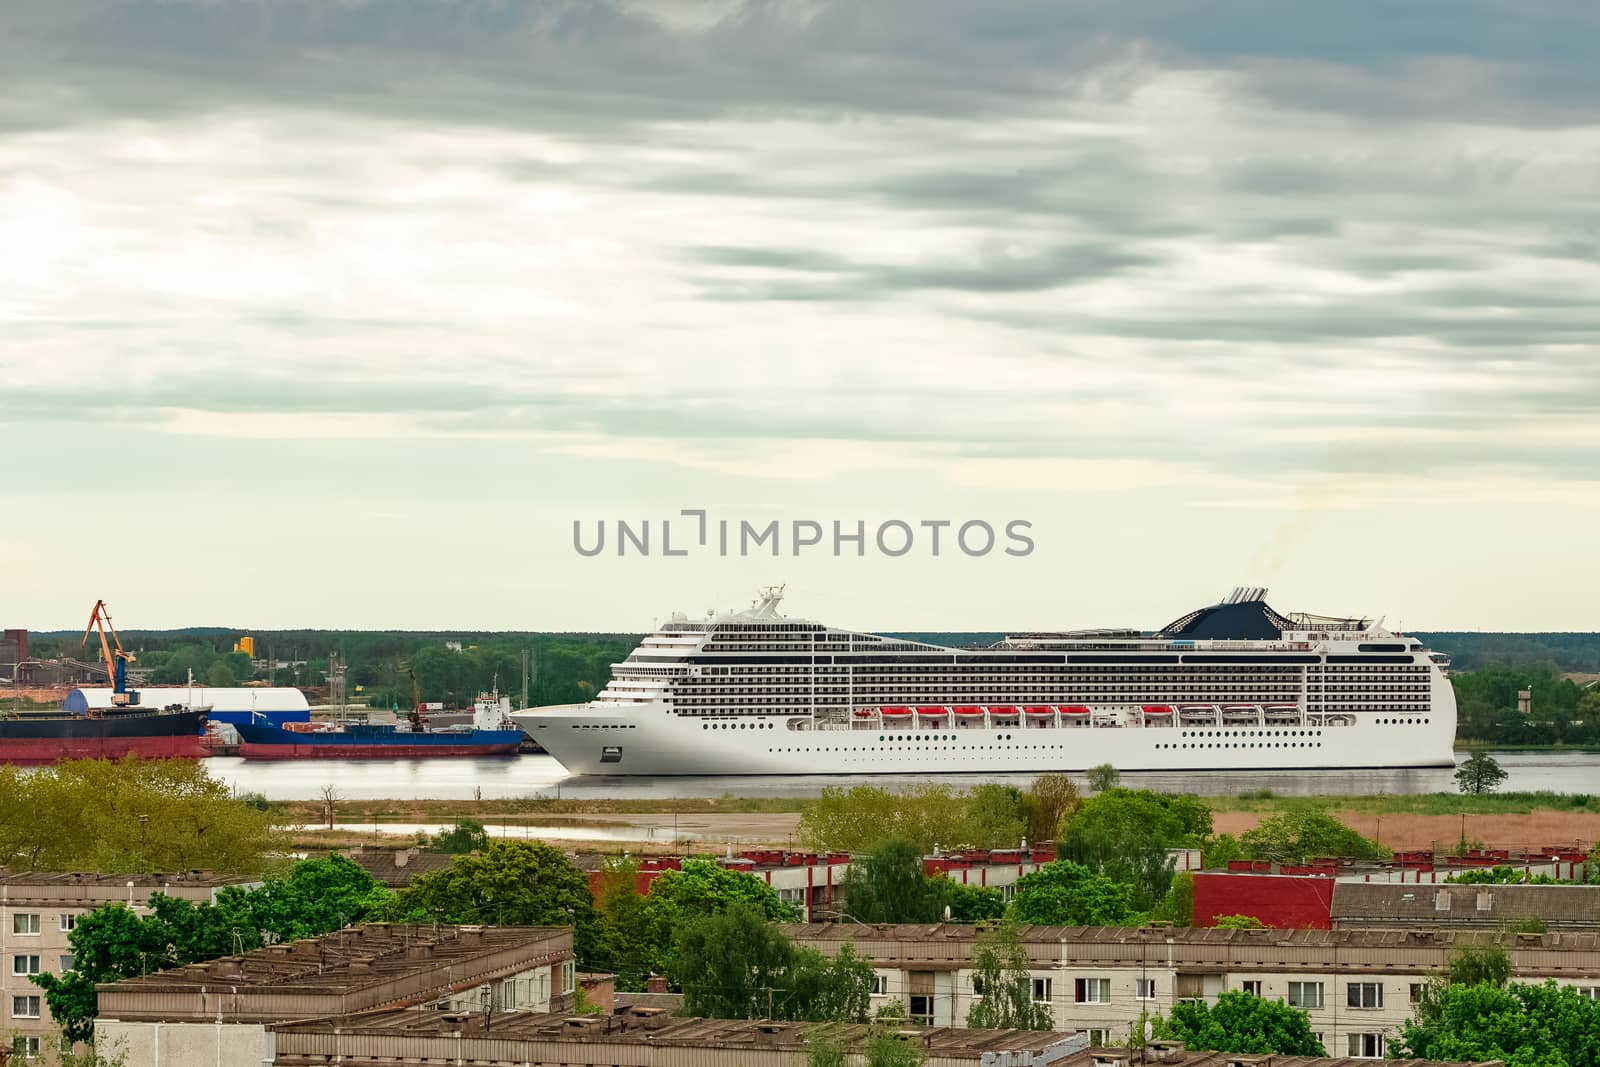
[784, 923, 1600, 1059]
[95, 923, 576, 1067]
[0, 869, 260, 1058]
[269, 1005, 1493, 1067]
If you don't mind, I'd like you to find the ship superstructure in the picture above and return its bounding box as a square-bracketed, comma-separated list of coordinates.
[514, 587, 1457, 776]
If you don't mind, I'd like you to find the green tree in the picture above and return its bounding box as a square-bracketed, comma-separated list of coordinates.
[1213, 914, 1267, 929]
[1457, 751, 1509, 795]
[785, 943, 875, 1023]
[1010, 859, 1138, 926]
[593, 856, 650, 990]
[1021, 774, 1081, 844]
[672, 903, 871, 1022]
[946, 881, 1005, 922]
[1446, 865, 1559, 885]
[806, 1031, 849, 1067]
[1085, 764, 1120, 792]
[1445, 943, 1512, 988]
[675, 902, 795, 1019]
[964, 784, 1026, 847]
[965, 921, 1053, 1030]
[432, 819, 490, 854]
[238, 854, 391, 940]
[1154, 872, 1195, 927]
[0, 759, 281, 874]
[866, 1007, 929, 1067]
[639, 858, 800, 976]
[1153, 990, 1325, 1055]
[844, 837, 950, 924]
[390, 840, 606, 966]
[204, 661, 237, 687]
[1237, 805, 1386, 864]
[798, 784, 976, 853]
[1393, 980, 1599, 1067]
[33, 856, 388, 1043]
[1059, 790, 1209, 909]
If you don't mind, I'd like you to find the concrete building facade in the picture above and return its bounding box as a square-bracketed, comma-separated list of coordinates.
[0, 870, 260, 1058]
[95, 924, 576, 1067]
[784, 923, 1600, 1059]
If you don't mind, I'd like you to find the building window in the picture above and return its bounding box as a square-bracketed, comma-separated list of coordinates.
[59, 914, 77, 932]
[1577, 987, 1600, 1000]
[1074, 978, 1110, 1003]
[11, 996, 40, 1019]
[1347, 1033, 1384, 1058]
[777, 887, 804, 904]
[12, 1036, 40, 1058]
[1088, 1029, 1109, 1046]
[1241, 980, 1263, 996]
[12, 956, 40, 976]
[1136, 979, 1157, 1000]
[871, 975, 888, 996]
[12, 914, 39, 936]
[1347, 982, 1383, 1009]
[1410, 983, 1426, 1004]
[1032, 978, 1052, 1003]
[1287, 982, 1324, 1009]
[909, 995, 933, 1024]
[59, 955, 74, 974]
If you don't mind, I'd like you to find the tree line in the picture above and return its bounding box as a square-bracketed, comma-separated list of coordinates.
[1452, 665, 1600, 746]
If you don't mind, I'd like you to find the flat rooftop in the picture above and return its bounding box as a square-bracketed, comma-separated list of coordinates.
[0, 868, 253, 888]
[783, 922, 1600, 952]
[275, 1008, 1069, 1052]
[270, 1009, 1494, 1067]
[98, 924, 573, 1023]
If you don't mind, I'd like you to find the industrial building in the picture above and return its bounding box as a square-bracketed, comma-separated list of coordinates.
[783, 922, 1600, 1058]
[65, 685, 311, 726]
[0, 869, 261, 1057]
[0, 629, 28, 681]
[94, 924, 577, 1067]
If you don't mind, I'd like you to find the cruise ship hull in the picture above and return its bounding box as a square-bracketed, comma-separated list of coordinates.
[517, 702, 1458, 777]
[514, 588, 1459, 778]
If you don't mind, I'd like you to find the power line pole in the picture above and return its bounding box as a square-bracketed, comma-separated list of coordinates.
[521, 647, 531, 710]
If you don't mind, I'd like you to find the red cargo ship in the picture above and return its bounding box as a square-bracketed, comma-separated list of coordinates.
[0, 707, 210, 763]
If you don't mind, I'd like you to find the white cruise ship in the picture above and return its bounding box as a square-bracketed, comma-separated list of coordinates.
[514, 587, 1458, 777]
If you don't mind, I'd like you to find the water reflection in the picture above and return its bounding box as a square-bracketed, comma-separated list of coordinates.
[210, 750, 1595, 801]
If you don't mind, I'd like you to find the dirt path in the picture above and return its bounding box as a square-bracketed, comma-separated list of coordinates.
[1213, 810, 1600, 851]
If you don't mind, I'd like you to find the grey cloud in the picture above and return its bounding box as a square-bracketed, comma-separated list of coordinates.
[688, 241, 1159, 301]
[7, 0, 1600, 135]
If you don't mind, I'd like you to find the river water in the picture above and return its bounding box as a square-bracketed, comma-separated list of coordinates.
[208, 750, 1597, 801]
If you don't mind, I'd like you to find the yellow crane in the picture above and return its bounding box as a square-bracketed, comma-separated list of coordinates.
[82, 599, 139, 707]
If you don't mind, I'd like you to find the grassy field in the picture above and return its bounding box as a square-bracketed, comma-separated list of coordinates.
[276, 794, 811, 823]
[277, 789, 1596, 827]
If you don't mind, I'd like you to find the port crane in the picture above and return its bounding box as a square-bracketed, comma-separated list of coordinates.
[82, 599, 140, 707]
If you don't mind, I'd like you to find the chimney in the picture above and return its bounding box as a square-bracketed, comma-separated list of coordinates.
[646, 975, 669, 994]
[395, 849, 412, 869]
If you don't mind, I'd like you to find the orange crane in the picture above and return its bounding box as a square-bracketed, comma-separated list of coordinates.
[82, 599, 140, 707]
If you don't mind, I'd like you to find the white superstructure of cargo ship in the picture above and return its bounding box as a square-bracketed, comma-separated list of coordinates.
[514, 587, 1457, 777]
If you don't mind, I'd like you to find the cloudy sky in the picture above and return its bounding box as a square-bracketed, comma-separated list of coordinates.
[4, 1, 1598, 633]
